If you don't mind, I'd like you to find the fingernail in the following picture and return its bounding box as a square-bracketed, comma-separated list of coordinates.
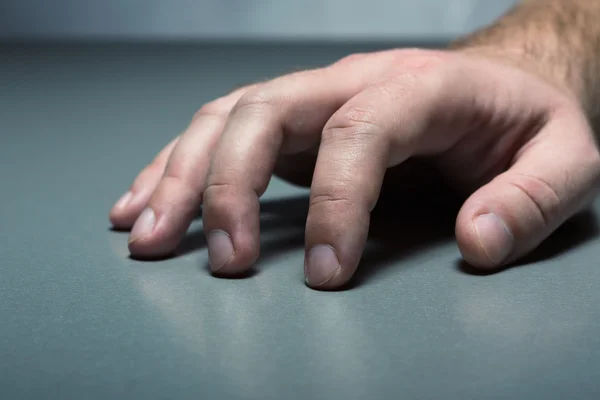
[305, 245, 341, 286]
[114, 191, 133, 210]
[474, 213, 514, 265]
[129, 207, 156, 243]
[207, 230, 234, 271]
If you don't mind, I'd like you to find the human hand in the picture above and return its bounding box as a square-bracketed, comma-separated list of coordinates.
[109, 48, 600, 290]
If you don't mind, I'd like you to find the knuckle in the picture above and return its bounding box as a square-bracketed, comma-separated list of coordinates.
[203, 182, 242, 212]
[310, 192, 355, 210]
[333, 52, 369, 66]
[308, 186, 374, 222]
[387, 51, 449, 94]
[194, 99, 230, 120]
[332, 48, 448, 70]
[309, 181, 364, 211]
[232, 88, 276, 115]
[277, 68, 322, 82]
[230, 83, 258, 96]
[204, 181, 237, 194]
[508, 173, 563, 227]
[193, 84, 260, 121]
[337, 105, 379, 127]
[324, 105, 382, 140]
[205, 180, 261, 201]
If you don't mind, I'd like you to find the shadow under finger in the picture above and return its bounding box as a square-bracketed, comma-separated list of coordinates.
[344, 187, 462, 289]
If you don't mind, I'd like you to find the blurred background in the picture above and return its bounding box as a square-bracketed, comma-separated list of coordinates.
[0, 0, 517, 42]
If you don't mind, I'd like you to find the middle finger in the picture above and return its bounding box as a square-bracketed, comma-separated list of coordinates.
[202, 64, 376, 274]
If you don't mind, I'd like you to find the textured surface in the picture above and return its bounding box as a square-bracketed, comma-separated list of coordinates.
[1, 43, 600, 400]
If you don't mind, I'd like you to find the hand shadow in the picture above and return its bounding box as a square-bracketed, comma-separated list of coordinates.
[344, 186, 462, 289]
[457, 208, 600, 275]
[174, 184, 464, 288]
[131, 183, 599, 287]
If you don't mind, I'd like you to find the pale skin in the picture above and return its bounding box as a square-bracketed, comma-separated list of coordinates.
[110, 0, 600, 290]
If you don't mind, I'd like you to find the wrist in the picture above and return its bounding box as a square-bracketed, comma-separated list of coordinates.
[448, 0, 600, 131]
[451, 44, 584, 106]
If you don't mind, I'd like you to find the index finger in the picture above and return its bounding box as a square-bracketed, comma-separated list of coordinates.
[201, 66, 371, 274]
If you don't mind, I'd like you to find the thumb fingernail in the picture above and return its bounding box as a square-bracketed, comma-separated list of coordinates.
[474, 213, 514, 265]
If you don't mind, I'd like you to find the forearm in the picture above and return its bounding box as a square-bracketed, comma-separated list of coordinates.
[451, 0, 600, 130]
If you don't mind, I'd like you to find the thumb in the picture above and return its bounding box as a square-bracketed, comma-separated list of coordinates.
[456, 110, 600, 269]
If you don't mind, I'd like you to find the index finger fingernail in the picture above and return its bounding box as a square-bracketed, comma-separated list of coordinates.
[305, 245, 341, 286]
[474, 213, 514, 265]
[207, 230, 234, 271]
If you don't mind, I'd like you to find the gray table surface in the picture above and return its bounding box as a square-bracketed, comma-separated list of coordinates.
[2, 42, 600, 400]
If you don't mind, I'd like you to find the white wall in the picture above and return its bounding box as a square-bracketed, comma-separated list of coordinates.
[0, 0, 517, 40]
